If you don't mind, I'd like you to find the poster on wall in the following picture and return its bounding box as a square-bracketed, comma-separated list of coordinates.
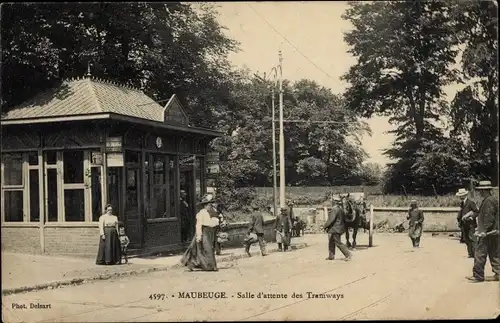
[107, 153, 124, 167]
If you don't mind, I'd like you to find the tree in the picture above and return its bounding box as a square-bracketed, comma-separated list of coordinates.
[449, 0, 498, 185]
[342, 1, 462, 193]
[1, 2, 238, 128]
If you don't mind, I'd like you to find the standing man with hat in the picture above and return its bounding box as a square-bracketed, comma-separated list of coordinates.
[323, 195, 352, 261]
[456, 188, 479, 258]
[274, 207, 293, 252]
[466, 180, 499, 282]
[407, 200, 424, 248]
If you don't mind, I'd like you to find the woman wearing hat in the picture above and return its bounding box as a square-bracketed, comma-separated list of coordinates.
[407, 200, 424, 248]
[466, 181, 499, 282]
[181, 194, 220, 271]
[456, 188, 479, 258]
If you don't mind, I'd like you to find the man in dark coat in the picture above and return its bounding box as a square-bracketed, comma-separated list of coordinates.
[245, 208, 268, 257]
[466, 181, 499, 283]
[274, 207, 292, 252]
[408, 200, 424, 248]
[180, 190, 191, 242]
[456, 188, 479, 258]
[324, 196, 352, 261]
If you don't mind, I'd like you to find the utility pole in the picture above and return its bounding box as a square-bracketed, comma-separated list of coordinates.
[278, 51, 285, 208]
[271, 87, 278, 218]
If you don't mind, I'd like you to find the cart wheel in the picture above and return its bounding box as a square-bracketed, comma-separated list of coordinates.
[368, 204, 374, 247]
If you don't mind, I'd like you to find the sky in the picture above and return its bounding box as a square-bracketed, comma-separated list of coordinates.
[213, 1, 464, 167]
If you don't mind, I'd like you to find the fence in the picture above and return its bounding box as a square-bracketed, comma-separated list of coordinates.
[291, 206, 461, 233]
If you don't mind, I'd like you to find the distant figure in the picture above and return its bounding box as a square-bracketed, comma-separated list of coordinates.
[245, 207, 268, 257]
[456, 188, 478, 258]
[274, 208, 292, 252]
[466, 181, 499, 283]
[407, 200, 424, 248]
[180, 190, 191, 242]
[181, 194, 220, 272]
[213, 203, 228, 256]
[324, 196, 352, 261]
[96, 204, 122, 265]
[118, 223, 130, 264]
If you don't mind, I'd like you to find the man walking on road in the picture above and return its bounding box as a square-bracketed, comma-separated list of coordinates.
[466, 181, 499, 283]
[324, 196, 352, 261]
[408, 200, 424, 248]
[456, 188, 479, 258]
[245, 207, 268, 257]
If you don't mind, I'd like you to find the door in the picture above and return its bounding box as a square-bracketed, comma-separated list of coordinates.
[124, 166, 142, 248]
[107, 167, 122, 219]
[180, 162, 196, 242]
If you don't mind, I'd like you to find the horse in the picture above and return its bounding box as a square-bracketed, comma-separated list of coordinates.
[340, 193, 368, 249]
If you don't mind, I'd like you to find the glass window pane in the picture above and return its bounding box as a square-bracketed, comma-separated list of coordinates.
[169, 156, 176, 218]
[91, 167, 102, 221]
[2, 153, 23, 186]
[150, 187, 167, 218]
[153, 155, 166, 185]
[28, 152, 38, 165]
[47, 169, 58, 221]
[4, 191, 23, 222]
[45, 151, 57, 165]
[29, 170, 40, 222]
[126, 169, 139, 210]
[64, 189, 85, 221]
[126, 151, 140, 163]
[63, 151, 84, 183]
[195, 157, 202, 200]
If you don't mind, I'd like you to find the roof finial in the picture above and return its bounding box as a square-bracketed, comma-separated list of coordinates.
[86, 62, 92, 78]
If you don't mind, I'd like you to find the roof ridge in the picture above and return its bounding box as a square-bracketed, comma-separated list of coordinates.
[90, 76, 142, 92]
[86, 77, 103, 113]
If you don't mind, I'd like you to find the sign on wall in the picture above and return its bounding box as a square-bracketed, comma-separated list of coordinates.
[91, 152, 103, 165]
[106, 137, 123, 153]
[107, 153, 124, 167]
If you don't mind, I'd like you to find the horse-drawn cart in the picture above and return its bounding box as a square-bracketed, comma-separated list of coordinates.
[330, 192, 374, 248]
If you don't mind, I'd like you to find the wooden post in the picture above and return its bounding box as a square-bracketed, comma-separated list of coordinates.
[323, 206, 328, 223]
[369, 204, 374, 247]
[432, 184, 438, 199]
[38, 150, 45, 253]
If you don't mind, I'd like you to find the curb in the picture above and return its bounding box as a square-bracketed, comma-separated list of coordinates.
[2, 242, 309, 296]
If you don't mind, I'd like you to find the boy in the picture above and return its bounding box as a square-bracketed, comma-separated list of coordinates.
[118, 223, 130, 264]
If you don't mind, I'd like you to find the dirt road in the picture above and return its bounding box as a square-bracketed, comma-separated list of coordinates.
[2, 233, 499, 322]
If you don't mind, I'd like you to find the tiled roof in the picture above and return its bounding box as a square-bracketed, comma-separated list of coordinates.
[2, 77, 166, 122]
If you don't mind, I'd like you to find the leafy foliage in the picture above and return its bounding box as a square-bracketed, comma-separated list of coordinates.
[1, 2, 238, 126]
[341, 1, 485, 194]
[449, 0, 499, 185]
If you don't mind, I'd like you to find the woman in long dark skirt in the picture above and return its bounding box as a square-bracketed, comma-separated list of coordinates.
[181, 194, 220, 271]
[96, 204, 122, 265]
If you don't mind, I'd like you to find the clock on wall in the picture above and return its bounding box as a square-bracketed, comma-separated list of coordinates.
[156, 136, 163, 148]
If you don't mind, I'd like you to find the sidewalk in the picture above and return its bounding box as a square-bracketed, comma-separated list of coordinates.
[2, 236, 315, 296]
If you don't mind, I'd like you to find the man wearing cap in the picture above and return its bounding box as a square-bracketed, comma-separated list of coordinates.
[456, 188, 479, 258]
[274, 207, 293, 252]
[407, 200, 424, 248]
[466, 181, 499, 282]
[323, 196, 352, 261]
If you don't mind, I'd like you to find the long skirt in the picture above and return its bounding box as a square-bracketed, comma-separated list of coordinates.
[408, 223, 422, 239]
[181, 226, 217, 271]
[96, 227, 122, 265]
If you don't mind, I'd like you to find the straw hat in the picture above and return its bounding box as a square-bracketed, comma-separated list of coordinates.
[410, 200, 417, 205]
[475, 180, 493, 190]
[198, 193, 214, 206]
[332, 195, 341, 202]
[456, 188, 469, 197]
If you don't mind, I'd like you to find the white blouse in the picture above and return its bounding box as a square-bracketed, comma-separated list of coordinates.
[195, 209, 219, 240]
[99, 214, 119, 236]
